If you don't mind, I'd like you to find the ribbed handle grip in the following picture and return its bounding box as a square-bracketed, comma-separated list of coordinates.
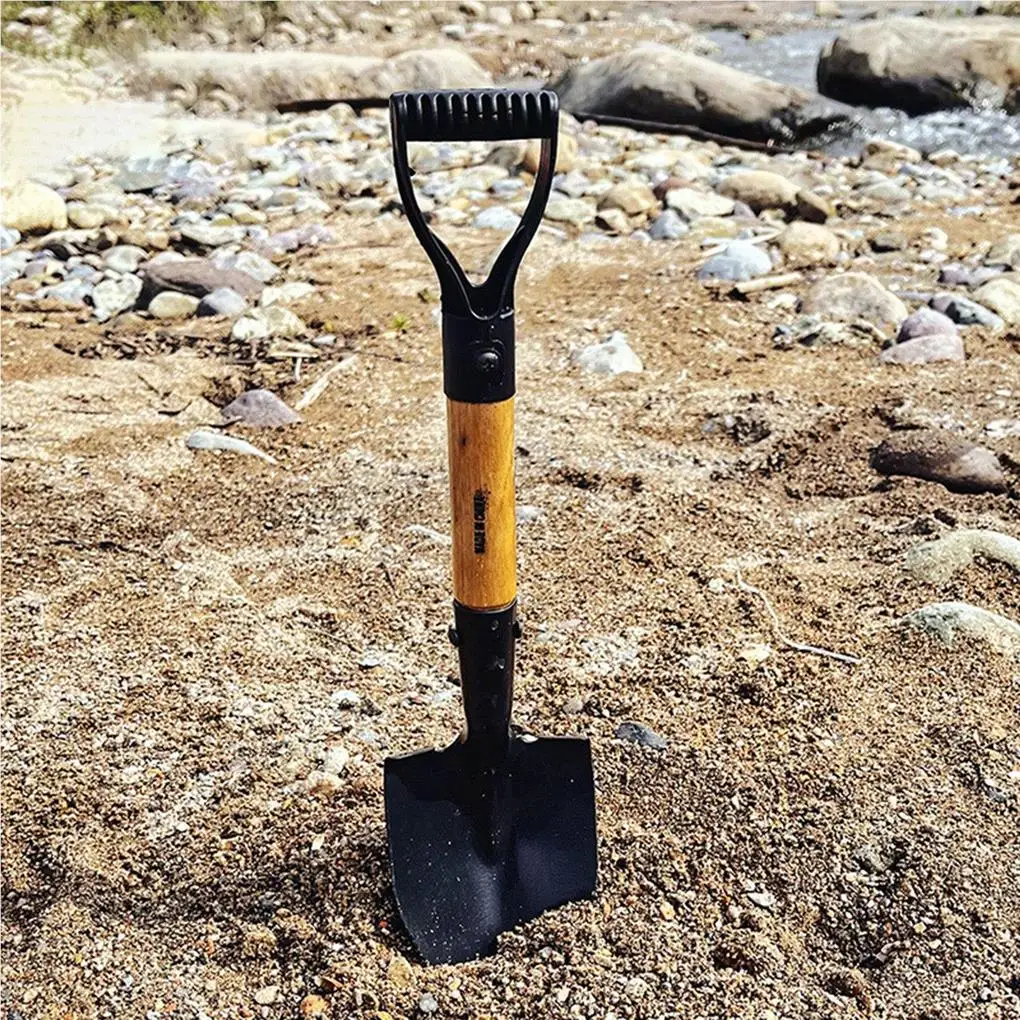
[391, 88, 558, 142]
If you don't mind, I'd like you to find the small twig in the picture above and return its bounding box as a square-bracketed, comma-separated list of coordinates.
[729, 272, 802, 297]
[732, 566, 861, 665]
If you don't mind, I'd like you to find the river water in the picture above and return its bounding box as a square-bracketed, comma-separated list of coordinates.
[705, 25, 1020, 157]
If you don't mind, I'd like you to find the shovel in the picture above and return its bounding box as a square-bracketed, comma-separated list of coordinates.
[385, 88, 598, 965]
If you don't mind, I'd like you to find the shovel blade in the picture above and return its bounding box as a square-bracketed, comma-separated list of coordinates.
[385, 734, 597, 964]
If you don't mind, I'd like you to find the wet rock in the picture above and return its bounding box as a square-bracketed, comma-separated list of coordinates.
[719, 170, 799, 212]
[1, 180, 67, 234]
[221, 389, 301, 428]
[878, 334, 964, 365]
[871, 430, 1007, 494]
[778, 222, 840, 266]
[972, 276, 1020, 325]
[801, 272, 907, 326]
[472, 206, 521, 231]
[665, 188, 734, 219]
[91, 274, 143, 322]
[648, 209, 690, 240]
[904, 530, 1020, 584]
[198, 287, 248, 318]
[148, 291, 200, 319]
[554, 44, 852, 144]
[929, 294, 1004, 330]
[598, 182, 658, 216]
[544, 194, 595, 225]
[697, 240, 771, 282]
[901, 602, 1020, 656]
[614, 721, 667, 749]
[818, 16, 1020, 114]
[896, 307, 958, 343]
[141, 258, 262, 304]
[573, 330, 643, 376]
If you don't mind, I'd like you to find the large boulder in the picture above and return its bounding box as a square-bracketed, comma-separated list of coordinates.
[554, 44, 852, 144]
[817, 17, 1020, 114]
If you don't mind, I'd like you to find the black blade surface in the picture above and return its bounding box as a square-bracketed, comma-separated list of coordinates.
[385, 735, 597, 964]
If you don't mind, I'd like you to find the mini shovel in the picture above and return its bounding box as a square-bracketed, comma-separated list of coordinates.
[385, 88, 598, 965]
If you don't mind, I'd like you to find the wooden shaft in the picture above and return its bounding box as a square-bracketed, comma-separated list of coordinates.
[447, 397, 516, 610]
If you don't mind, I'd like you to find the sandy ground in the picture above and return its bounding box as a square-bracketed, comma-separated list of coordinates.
[3, 189, 1020, 1018]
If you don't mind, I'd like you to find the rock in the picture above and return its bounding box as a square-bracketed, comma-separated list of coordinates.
[860, 137, 921, 169]
[472, 206, 521, 231]
[254, 986, 279, 1006]
[746, 890, 777, 909]
[322, 745, 349, 776]
[32, 279, 93, 306]
[778, 222, 840, 266]
[66, 203, 110, 229]
[141, 258, 262, 304]
[801, 273, 907, 326]
[719, 170, 799, 212]
[221, 389, 301, 428]
[91, 275, 143, 322]
[102, 245, 147, 275]
[595, 207, 632, 234]
[544, 195, 595, 225]
[696, 240, 771, 282]
[614, 722, 667, 749]
[665, 188, 735, 219]
[817, 17, 1020, 114]
[523, 130, 578, 174]
[554, 44, 851, 144]
[598, 182, 658, 216]
[212, 250, 280, 284]
[896, 307, 958, 343]
[871, 431, 1007, 494]
[232, 305, 305, 341]
[0, 226, 20, 250]
[871, 231, 908, 253]
[177, 222, 246, 250]
[901, 602, 1020, 656]
[299, 995, 330, 1018]
[878, 334, 964, 365]
[904, 530, 1020, 584]
[984, 234, 1020, 270]
[929, 294, 1003, 331]
[419, 993, 439, 1014]
[972, 276, 1020, 324]
[648, 209, 690, 240]
[794, 189, 834, 224]
[148, 291, 201, 319]
[1, 180, 67, 234]
[573, 330, 643, 376]
[198, 287, 249, 318]
[387, 952, 415, 990]
[186, 429, 277, 464]
[261, 282, 315, 306]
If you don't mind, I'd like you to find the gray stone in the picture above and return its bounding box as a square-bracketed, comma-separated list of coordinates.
[419, 992, 439, 1015]
[198, 287, 249, 318]
[544, 195, 596, 225]
[901, 602, 1020, 657]
[665, 188, 735, 220]
[929, 294, 1003, 330]
[91, 274, 143, 322]
[871, 430, 1007, 494]
[0, 227, 21, 250]
[904, 530, 1020, 584]
[177, 222, 246, 250]
[33, 278, 93, 305]
[878, 334, 964, 365]
[896, 307, 958, 343]
[148, 291, 201, 319]
[212, 250, 280, 283]
[938, 262, 972, 286]
[984, 233, 1020, 269]
[614, 721, 667, 750]
[141, 258, 262, 304]
[648, 209, 690, 240]
[801, 272, 907, 326]
[472, 206, 521, 231]
[696, 240, 771, 282]
[115, 156, 178, 193]
[232, 305, 305, 342]
[972, 277, 1020, 325]
[102, 245, 147, 275]
[572, 331, 643, 376]
[221, 389, 301, 428]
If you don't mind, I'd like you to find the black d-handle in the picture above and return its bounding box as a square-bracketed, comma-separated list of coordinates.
[390, 88, 559, 404]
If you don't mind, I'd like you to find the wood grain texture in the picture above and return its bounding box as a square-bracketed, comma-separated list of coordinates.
[447, 397, 516, 610]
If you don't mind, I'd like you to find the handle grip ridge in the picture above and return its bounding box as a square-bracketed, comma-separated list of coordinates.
[391, 88, 558, 142]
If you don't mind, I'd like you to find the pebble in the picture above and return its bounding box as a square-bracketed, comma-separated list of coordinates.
[198, 287, 249, 318]
[878, 334, 964, 364]
[648, 209, 689, 240]
[746, 890, 777, 909]
[665, 188, 734, 220]
[261, 281, 315, 306]
[221, 389, 301, 427]
[254, 986, 279, 1006]
[598, 182, 658, 216]
[0, 226, 20, 251]
[778, 221, 840, 265]
[971, 276, 1020, 325]
[871, 430, 1006, 494]
[572, 330, 643, 375]
[186, 429, 277, 464]
[142, 258, 262, 302]
[718, 170, 798, 212]
[91, 274, 143, 322]
[418, 992, 439, 1014]
[800, 272, 907, 326]
[984, 233, 1020, 269]
[870, 231, 908, 253]
[929, 294, 1003, 330]
[902, 602, 1020, 655]
[212, 249, 280, 283]
[299, 995, 329, 1018]
[387, 952, 414, 990]
[696, 240, 771, 282]
[614, 721, 667, 750]
[896, 307, 958, 342]
[33, 278, 93, 305]
[232, 305, 305, 341]
[544, 194, 595, 225]
[148, 291, 200, 319]
[472, 206, 521, 231]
